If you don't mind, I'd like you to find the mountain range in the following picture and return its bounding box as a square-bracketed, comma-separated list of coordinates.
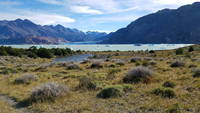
[1, 2, 200, 44]
[101, 2, 200, 44]
[0, 19, 107, 44]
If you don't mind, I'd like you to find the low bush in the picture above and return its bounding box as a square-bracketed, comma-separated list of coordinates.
[80, 59, 91, 64]
[14, 74, 37, 84]
[166, 104, 180, 113]
[123, 66, 153, 83]
[66, 64, 80, 70]
[175, 48, 183, 55]
[97, 87, 122, 99]
[0, 46, 76, 59]
[115, 60, 125, 66]
[188, 46, 194, 52]
[163, 81, 176, 88]
[37, 48, 53, 58]
[78, 77, 96, 90]
[130, 57, 142, 63]
[149, 50, 155, 53]
[152, 87, 176, 98]
[0, 67, 18, 74]
[170, 61, 185, 67]
[107, 69, 121, 79]
[108, 64, 116, 68]
[192, 68, 200, 78]
[149, 60, 157, 65]
[30, 82, 69, 103]
[188, 64, 197, 68]
[90, 61, 103, 69]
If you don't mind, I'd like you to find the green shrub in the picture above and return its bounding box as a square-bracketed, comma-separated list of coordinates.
[163, 81, 176, 88]
[97, 87, 122, 99]
[108, 64, 116, 68]
[0, 46, 76, 58]
[78, 77, 96, 90]
[37, 48, 53, 58]
[149, 50, 155, 53]
[0, 67, 18, 74]
[188, 46, 194, 52]
[107, 84, 133, 92]
[192, 68, 200, 78]
[90, 61, 103, 69]
[175, 48, 183, 55]
[188, 64, 197, 68]
[130, 57, 142, 63]
[0, 48, 8, 56]
[26, 51, 38, 58]
[123, 66, 153, 83]
[107, 69, 121, 79]
[152, 87, 176, 98]
[149, 60, 157, 65]
[170, 61, 185, 67]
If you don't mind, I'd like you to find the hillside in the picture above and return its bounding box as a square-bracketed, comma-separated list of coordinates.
[101, 2, 200, 44]
[0, 19, 107, 44]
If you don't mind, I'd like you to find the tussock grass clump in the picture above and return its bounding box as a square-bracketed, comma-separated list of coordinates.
[188, 46, 194, 52]
[108, 64, 116, 68]
[57, 63, 69, 67]
[107, 69, 121, 79]
[115, 60, 125, 66]
[0, 67, 18, 74]
[143, 57, 153, 61]
[14, 74, 37, 84]
[66, 64, 80, 70]
[170, 61, 185, 67]
[78, 77, 96, 90]
[166, 104, 180, 113]
[97, 87, 122, 99]
[175, 48, 183, 55]
[149, 60, 157, 65]
[30, 82, 69, 103]
[188, 64, 197, 68]
[80, 59, 91, 64]
[192, 68, 200, 78]
[163, 81, 176, 88]
[130, 57, 142, 63]
[123, 66, 153, 83]
[152, 87, 176, 98]
[90, 61, 103, 69]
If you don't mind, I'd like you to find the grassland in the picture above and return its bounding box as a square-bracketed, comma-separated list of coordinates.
[0, 45, 200, 113]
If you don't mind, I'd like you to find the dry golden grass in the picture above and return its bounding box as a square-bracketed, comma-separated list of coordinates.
[0, 45, 200, 113]
[0, 99, 18, 113]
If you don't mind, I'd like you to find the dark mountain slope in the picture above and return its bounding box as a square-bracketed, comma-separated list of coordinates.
[0, 19, 106, 44]
[101, 2, 200, 44]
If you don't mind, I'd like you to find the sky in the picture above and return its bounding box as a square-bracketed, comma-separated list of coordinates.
[0, 0, 199, 33]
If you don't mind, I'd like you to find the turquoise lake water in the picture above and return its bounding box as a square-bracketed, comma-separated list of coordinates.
[1, 44, 192, 51]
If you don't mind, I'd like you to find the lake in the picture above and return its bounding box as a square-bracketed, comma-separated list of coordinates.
[1, 44, 192, 51]
[53, 54, 93, 63]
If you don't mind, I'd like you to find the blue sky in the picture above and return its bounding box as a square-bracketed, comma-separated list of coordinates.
[0, 0, 199, 32]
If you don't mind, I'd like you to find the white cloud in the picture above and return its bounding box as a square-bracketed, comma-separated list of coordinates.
[92, 15, 138, 23]
[70, 0, 120, 13]
[70, 5, 103, 14]
[38, 0, 200, 15]
[0, 1, 21, 6]
[153, 0, 199, 5]
[0, 11, 75, 26]
[37, 0, 65, 5]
